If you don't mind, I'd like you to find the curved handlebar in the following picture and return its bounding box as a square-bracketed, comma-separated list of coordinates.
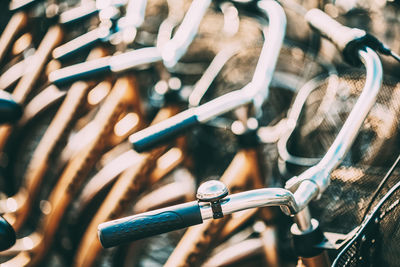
[98, 187, 298, 248]
[285, 45, 383, 210]
[129, 0, 286, 152]
[162, 0, 211, 68]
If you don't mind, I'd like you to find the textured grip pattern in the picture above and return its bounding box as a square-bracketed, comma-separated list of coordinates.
[130, 109, 198, 152]
[100, 212, 183, 247]
[98, 201, 202, 248]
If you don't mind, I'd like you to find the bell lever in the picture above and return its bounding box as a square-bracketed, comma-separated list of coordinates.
[197, 180, 229, 219]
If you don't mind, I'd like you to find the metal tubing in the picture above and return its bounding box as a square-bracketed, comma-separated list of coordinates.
[199, 188, 299, 220]
[286, 47, 383, 209]
[248, 0, 287, 114]
[161, 0, 211, 68]
[293, 207, 313, 232]
[194, 0, 286, 122]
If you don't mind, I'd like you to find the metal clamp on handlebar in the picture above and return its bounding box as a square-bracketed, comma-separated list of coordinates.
[196, 180, 229, 219]
[342, 33, 394, 66]
[305, 9, 399, 66]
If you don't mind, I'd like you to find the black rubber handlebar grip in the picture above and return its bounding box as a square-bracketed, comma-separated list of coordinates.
[0, 216, 16, 251]
[98, 201, 203, 248]
[0, 91, 22, 124]
[49, 56, 111, 85]
[129, 109, 199, 152]
[305, 9, 365, 53]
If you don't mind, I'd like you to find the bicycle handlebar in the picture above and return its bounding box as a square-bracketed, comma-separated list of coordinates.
[9, 0, 37, 11]
[129, 0, 286, 152]
[305, 9, 366, 53]
[305, 9, 393, 66]
[49, 47, 163, 85]
[49, 56, 111, 85]
[97, 187, 298, 248]
[287, 42, 383, 205]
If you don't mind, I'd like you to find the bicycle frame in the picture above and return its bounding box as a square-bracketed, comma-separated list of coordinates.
[200, 219, 280, 267]
[75, 145, 185, 218]
[73, 105, 185, 267]
[0, 24, 63, 152]
[0, 76, 141, 266]
[0, 12, 27, 64]
[0, 47, 111, 231]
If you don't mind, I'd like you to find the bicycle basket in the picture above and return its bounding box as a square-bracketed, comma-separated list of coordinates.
[333, 176, 400, 267]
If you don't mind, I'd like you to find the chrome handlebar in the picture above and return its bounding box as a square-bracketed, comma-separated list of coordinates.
[129, 0, 286, 152]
